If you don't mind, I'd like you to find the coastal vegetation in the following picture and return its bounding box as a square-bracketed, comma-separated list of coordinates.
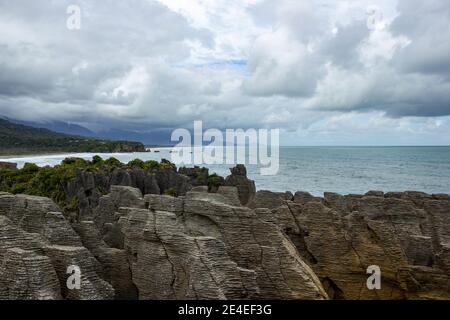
[0, 156, 121, 211]
[0, 156, 223, 214]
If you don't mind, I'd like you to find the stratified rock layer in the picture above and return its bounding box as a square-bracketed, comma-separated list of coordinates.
[224, 164, 256, 206]
[0, 193, 114, 300]
[0, 247, 62, 300]
[63, 166, 191, 221]
[121, 187, 327, 300]
[1, 171, 449, 300]
[251, 190, 450, 299]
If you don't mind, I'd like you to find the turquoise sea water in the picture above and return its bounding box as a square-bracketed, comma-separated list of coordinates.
[1, 146, 450, 196]
[249, 146, 450, 195]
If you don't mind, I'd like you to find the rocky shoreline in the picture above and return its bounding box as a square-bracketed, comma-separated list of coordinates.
[0, 162, 449, 300]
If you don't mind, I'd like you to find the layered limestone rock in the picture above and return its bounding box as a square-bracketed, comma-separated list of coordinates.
[178, 166, 210, 187]
[0, 214, 60, 300]
[0, 248, 62, 300]
[63, 166, 192, 220]
[120, 187, 327, 300]
[0, 194, 115, 300]
[92, 185, 145, 248]
[252, 190, 450, 300]
[1, 170, 449, 300]
[71, 220, 138, 300]
[224, 164, 256, 206]
[44, 245, 114, 300]
[72, 187, 141, 299]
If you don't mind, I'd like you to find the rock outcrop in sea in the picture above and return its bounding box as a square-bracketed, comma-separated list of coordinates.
[0, 165, 449, 300]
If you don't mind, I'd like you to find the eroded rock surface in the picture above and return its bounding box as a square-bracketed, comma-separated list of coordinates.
[0, 174, 449, 300]
[63, 166, 192, 221]
[224, 164, 256, 206]
[252, 190, 450, 300]
[0, 193, 114, 300]
[121, 188, 327, 300]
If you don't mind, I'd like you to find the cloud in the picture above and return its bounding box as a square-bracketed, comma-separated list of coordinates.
[391, 0, 450, 76]
[0, 0, 449, 145]
[243, 27, 323, 97]
[243, 0, 450, 119]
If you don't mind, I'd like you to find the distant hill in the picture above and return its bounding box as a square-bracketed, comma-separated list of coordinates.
[8, 118, 96, 137]
[3, 116, 174, 146]
[0, 118, 145, 155]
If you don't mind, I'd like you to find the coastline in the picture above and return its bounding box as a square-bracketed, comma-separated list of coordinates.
[0, 161, 448, 300]
[0, 146, 169, 158]
[1, 146, 450, 196]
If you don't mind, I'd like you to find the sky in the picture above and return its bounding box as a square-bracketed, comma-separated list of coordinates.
[0, 0, 449, 145]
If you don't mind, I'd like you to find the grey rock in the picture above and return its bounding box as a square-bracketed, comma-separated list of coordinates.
[178, 166, 209, 187]
[144, 173, 160, 195]
[0, 248, 62, 300]
[216, 186, 241, 207]
[155, 168, 191, 196]
[224, 165, 256, 206]
[44, 245, 115, 300]
[250, 190, 284, 209]
[256, 190, 450, 300]
[293, 191, 322, 205]
[43, 212, 84, 246]
[119, 191, 327, 300]
[1, 168, 450, 301]
[0, 193, 60, 234]
[92, 186, 145, 248]
[191, 186, 209, 193]
[0, 194, 116, 300]
[365, 190, 384, 197]
[144, 194, 184, 216]
[94, 247, 138, 300]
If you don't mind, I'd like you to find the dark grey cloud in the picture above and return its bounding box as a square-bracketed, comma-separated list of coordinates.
[0, 0, 212, 126]
[241, 0, 450, 118]
[391, 0, 450, 76]
[0, 0, 449, 145]
[320, 20, 369, 69]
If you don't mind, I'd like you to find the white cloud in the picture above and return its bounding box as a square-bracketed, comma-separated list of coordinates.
[0, 0, 449, 145]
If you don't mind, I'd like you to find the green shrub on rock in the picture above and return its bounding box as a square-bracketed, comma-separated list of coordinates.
[22, 162, 39, 174]
[62, 157, 89, 167]
[92, 155, 104, 165]
[128, 159, 145, 168]
[104, 157, 122, 167]
[144, 160, 161, 170]
[161, 158, 177, 170]
[208, 173, 223, 187]
[0, 156, 212, 217]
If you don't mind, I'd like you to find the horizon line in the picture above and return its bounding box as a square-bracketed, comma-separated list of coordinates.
[148, 144, 450, 148]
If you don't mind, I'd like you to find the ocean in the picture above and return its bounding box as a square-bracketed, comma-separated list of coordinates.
[1, 146, 449, 196]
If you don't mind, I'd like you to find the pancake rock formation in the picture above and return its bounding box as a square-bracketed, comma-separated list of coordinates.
[0, 165, 449, 300]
